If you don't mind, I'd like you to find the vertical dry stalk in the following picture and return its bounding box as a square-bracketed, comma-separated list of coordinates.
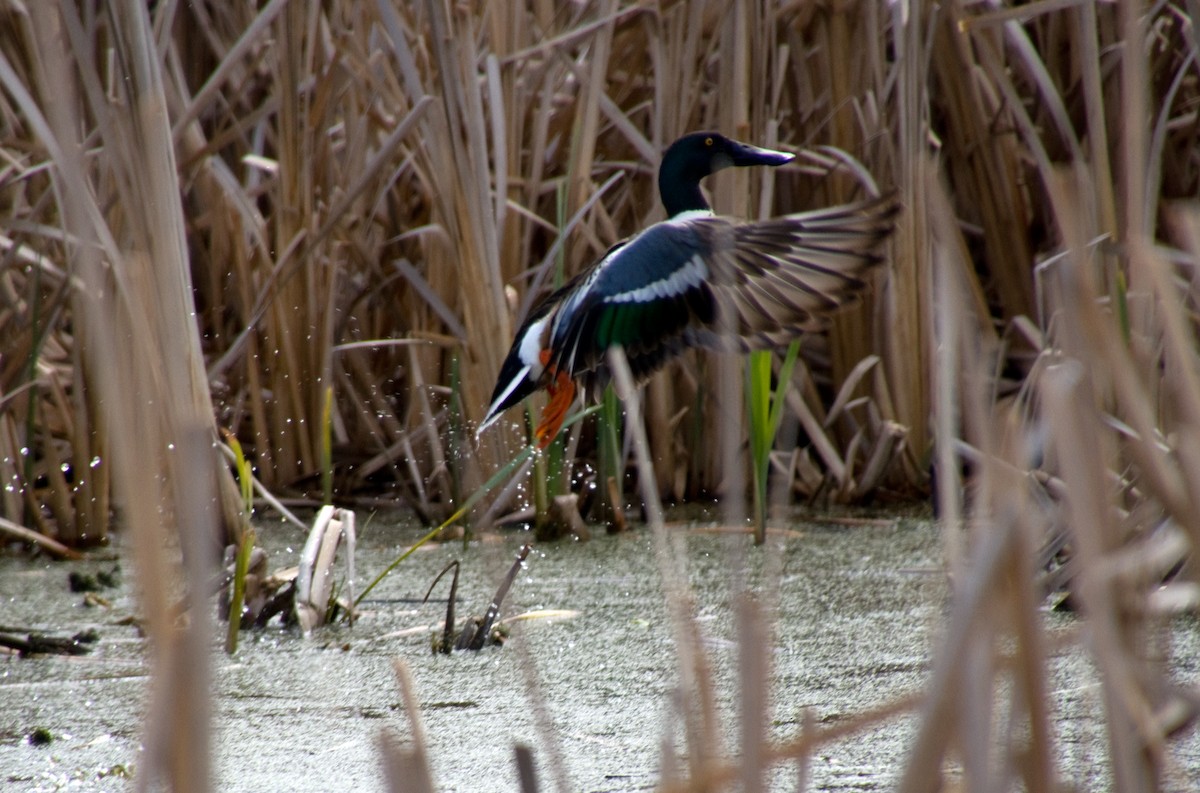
[10, 3, 225, 789]
[902, 163, 1061, 790]
[736, 593, 769, 793]
[905, 3, 1200, 786]
[713, 0, 753, 522]
[884, 1, 933, 485]
[259, 1, 319, 487]
[609, 346, 722, 783]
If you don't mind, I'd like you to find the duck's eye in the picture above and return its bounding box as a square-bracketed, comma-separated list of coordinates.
[705, 137, 713, 147]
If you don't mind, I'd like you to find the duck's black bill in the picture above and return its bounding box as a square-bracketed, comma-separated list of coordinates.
[728, 140, 794, 168]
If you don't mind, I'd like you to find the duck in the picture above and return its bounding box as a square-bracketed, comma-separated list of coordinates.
[478, 131, 898, 449]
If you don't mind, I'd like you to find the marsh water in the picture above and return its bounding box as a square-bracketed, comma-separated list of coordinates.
[2, 511, 1198, 792]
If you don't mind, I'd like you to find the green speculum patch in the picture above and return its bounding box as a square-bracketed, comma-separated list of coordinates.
[595, 300, 682, 349]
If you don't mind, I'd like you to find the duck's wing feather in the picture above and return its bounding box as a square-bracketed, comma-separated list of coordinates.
[685, 193, 899, 351]
[549, 192, 898, 397]
[546, 223, 715, 392]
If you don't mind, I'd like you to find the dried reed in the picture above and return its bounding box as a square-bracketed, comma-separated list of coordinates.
[2, 0, 925, 536]
[2, 0, 1199, 790]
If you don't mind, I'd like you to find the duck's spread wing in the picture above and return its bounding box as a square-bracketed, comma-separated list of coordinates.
[549, 192, 898, 395]
[684, 193, 899, 350]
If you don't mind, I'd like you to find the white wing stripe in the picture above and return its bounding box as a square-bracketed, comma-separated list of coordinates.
[605, 254, 708, 304]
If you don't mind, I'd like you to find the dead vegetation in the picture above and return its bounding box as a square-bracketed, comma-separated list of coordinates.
[2, 0, 935, 537]
[1, 0, 1199, 790]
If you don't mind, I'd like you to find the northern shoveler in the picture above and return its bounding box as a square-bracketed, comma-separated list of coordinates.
[479, 131, 897, 448]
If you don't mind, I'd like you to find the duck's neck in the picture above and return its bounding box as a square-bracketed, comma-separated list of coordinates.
[658, 163, 710, 218]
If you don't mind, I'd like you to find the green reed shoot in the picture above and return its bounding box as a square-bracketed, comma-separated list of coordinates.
[356, 443, 532, 606]
[532, 405, 569, 540]
[224, 432, 256, 654]
[354, 404, 599, 607]
[531, 411, 550, 535]
[592, 384, 623, 524]
[746, 343, 801, 544]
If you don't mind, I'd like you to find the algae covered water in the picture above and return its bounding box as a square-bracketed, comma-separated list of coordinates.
[1, 514, 1196, 791]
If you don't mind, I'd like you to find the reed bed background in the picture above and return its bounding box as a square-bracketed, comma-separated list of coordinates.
[2, 0, 1199, 790]
[2, 0, 939, 537]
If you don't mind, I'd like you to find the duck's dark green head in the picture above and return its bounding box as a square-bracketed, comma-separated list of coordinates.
[657, 132, 794, 218]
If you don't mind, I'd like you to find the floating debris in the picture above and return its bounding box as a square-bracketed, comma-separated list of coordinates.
[214, 506, 359, 637]
[217, 545, 297, 631]
[295, 505, 357, 633]
[67, 564, 121, 593]
[0, 627, 98, 657]
[28, 728, 53, 746]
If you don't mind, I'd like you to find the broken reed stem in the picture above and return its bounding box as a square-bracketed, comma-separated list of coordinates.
[659, 690, 925, 793]
[0, 515, 81, 559]
[513, 623, 574, 793]
[380, 658, 435, 793]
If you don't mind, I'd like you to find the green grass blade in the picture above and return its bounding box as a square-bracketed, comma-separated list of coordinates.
[225, 432, 254, 514]
[223, 430, 256, 654]
[354, 404, 600, 607]
[746, 342, 800, 543]
[770, 341, 802, 440]
[224, 525, 255, 654]
[747, 350, 772, 542]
